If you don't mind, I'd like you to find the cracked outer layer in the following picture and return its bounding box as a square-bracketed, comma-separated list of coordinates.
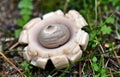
[19, 10, 89, 69]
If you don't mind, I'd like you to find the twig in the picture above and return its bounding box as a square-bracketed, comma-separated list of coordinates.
[105, 58, 110, 68]
[64, 0, 69, 13]
[99, 43, 105, 53]
[113, 51, 120, 65]
[95, 37, 105, 53]
[0, 72, 7, 76]
[9, 42, 19, 50]
[0, 51, 24, 77]
[79, 63, 82, 77]
[109, 59, 119, 68]
[51, 72, 58, 77]
[109, 68, 113, 77]
[113, 44, 120, 50]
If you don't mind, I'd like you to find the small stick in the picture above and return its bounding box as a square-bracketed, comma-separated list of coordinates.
[64, 0, 69, 13]
[99, 43, 105, 53]
[109, 68, 113, 77]
[104, 58, 110, 68]
[9, 42, 19, 50]
[0, 51, 24, 77]
[79, 63, 82, 77]
[113, 51, 120, 65]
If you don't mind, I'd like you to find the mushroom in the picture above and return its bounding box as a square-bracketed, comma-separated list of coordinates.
[19, 10, 89, 69]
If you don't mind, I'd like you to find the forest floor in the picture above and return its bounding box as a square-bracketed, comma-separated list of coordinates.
[0, 0, 120, 77]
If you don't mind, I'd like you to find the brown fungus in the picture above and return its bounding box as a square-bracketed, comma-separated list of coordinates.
[19, 10, 89, 69]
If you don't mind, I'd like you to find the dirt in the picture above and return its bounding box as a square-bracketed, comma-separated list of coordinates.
[0, 0, 120, 77]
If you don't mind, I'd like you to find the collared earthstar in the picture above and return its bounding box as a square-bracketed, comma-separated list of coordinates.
[19, 10, 89, 69]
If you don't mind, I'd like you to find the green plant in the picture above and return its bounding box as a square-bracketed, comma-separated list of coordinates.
[58, 65, 70, 77]
[18, 0, 33, 27]
[100, 16, 115, 35]
[21, 61, 34, 77]
[15, 0, 33, 38]
[109, 0, 120, 10]
[87, 15, 115, 50]
[100, 24, 112, 35]
[86, 16, 115, 77]
[92, 56, 107, 77]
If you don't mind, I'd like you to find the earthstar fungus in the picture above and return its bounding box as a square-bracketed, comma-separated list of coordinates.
[19, 10, 89, 69]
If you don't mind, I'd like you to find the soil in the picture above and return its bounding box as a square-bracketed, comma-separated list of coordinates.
[0, 0, 120, 77]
